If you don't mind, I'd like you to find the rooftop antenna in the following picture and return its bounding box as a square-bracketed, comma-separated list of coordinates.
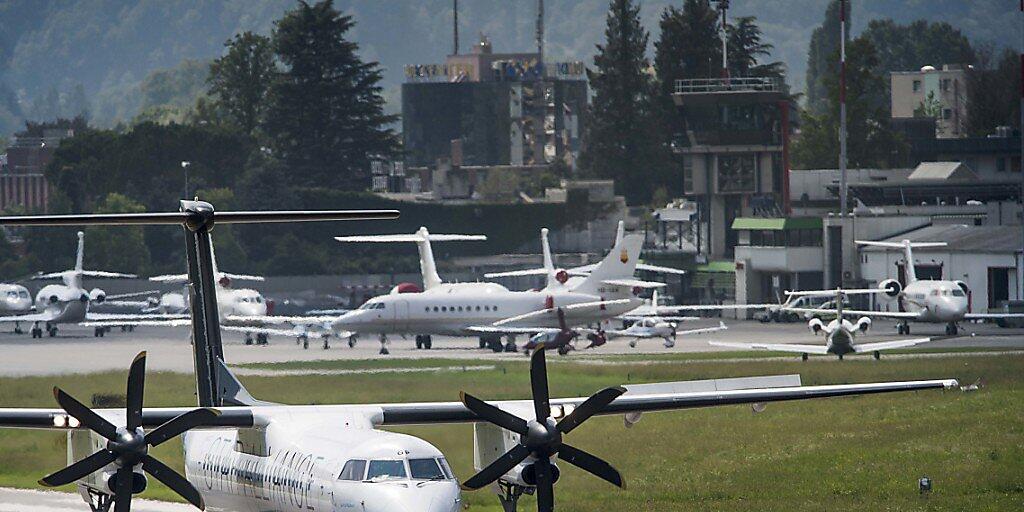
[453, 0, 459, 55]
[716, 0, 730, 78]
[536, 0, 544, 64]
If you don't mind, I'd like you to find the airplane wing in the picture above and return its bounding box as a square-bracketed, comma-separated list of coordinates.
[635, 263, 687, 275]
[492, 299, 634, 326]
[964, 312, 1024, 320]
[225, 314, 341, 326]
[103, 300, 151, 309]
[708, 341, 831, 354]
[484, 268, 549, 279]
[30, 272, 65, 280]
[220, 273, 265, 282]
[619, 315, 701, 322]
[782, 307, 920, 319]
[0, 311, 60, 323]
[79, 270, 137, 279]
[600, 279, 666, 289]
[655, 303, 774, 312]
[81, 319, 192, 328]
[104, 290, 159, 301]
[148, 273, 188, 283]
[371, 378, 958, 426]
[853, 337, 933, 353]
[784, 288, 886, 298]
[335, 234, 487, 243]
[677, 322, 728, 336]
[466, 326, 562, 335]
[85, 312, 189, 321]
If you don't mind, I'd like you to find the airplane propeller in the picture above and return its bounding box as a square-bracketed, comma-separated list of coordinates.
[39, 352, 216, 511]
[459, 345, 626, 512]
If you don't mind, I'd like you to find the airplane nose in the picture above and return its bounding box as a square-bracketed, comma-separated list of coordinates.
[365, 482, 461, 512]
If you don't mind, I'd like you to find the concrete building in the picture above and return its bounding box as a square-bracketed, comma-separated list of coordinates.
[0, 130, 69, 212]
[860, 224, 1023, 313]
[401, 36, 587, 169]
[890, 64, 967, 138]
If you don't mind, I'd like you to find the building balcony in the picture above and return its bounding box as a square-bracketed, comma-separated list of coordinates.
[673, 77, 780, 95]
[734, 245, 823, 272]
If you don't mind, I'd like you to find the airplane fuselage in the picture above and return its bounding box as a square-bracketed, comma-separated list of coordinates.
[0, 284, 32, 316]
[182, 413, 460, 512]
[33, 283, 91, 325]
[895, 280, 969, 323]
[333, 282, 641, 337]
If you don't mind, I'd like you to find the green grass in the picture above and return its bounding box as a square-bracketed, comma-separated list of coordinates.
[1, 353, 1022, 511]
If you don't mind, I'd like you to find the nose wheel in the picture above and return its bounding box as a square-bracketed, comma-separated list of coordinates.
[896, 322, 910, 335]
[944, 322, 958, 336]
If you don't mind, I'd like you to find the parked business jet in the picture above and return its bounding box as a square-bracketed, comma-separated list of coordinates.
[0, 231, 159, 337]
[0, 200, 961, 512]
[785, 240, 1024, 336]
[0, 282, 34, 332]
[712, 288, 934, 360]
[332, 226, 655, 353]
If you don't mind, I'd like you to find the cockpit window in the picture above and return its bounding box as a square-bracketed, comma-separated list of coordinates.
[437, 457, 454, 480]
[338, 460, 366, 481]
[951, 289, 965, 297]
[6, 291, 17, 299]
[409, 458, 445, 480]
[18, 291, 28, 298]
[255, 296, 263, 303]
[366, 460, 406, 481]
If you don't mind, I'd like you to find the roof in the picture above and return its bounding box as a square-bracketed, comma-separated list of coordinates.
[731, 217, 823, 231]
[907, 161, 978, 181]
[862, 224, 1023, 254]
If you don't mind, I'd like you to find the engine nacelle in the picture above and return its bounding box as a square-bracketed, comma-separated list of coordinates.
[808, 317, 825, 334]
[854, 316, 872, 333]
[105, 470, 147, 494]
[879, 279, 902, 300]
[89, 288, 106, 304]
[521, 461, 561, 487]
[954, 280, 970, 295]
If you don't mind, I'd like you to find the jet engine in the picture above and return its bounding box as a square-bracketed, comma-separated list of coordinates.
[89, 288, 106, 304]
[854, 316, 872, 333]
[808, 317, 826, 334]
[79, 292, 90, 303]
[879, 279, 902, 300]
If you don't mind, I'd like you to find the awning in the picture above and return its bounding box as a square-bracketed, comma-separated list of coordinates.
[731, 217, 822, 231]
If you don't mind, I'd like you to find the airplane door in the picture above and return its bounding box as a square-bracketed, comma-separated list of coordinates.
[393, 300, 409, 332]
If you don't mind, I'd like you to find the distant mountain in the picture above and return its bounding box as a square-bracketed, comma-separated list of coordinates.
[0, 0, 1017, 134]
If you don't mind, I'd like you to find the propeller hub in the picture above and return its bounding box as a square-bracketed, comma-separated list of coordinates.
[524, 418, 561, 456]
[107, 427, 148, 467]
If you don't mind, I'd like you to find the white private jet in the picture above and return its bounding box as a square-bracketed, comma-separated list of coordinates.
[0, 201, 960, 512]
[785, 239, 1024, 336]
[331, 225, 660, 354]
[0, 282, 34, 332]
[0, 231, 160, 337]
[87, 237, 340, 347]
[711, 288, 934, 360]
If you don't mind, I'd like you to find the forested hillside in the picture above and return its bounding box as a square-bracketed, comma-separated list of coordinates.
[0, 0, 1018, 134]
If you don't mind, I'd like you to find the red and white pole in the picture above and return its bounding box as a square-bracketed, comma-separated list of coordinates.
[839, 0, 848, 219]
[1019, 1, 1023, 299]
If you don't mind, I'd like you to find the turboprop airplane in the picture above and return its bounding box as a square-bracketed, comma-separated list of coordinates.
[608, 291, 726, 348]
[0, 231, 160, 338]
[711, 288, 934, 360]
[0, 282, 34, 332]
[784, 239, 1024, 336]
[86, 236, 340, 348]
[332, 226, 657, 354]
[0, 201, 960, 512]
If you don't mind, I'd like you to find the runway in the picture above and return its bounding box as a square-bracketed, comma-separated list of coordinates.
[0, 319, 1021, 376]
[0, 488, 190, 512]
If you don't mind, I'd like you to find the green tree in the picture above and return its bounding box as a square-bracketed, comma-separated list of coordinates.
[793, 38, 905, 169]
[727, 16, 784, 79]
[654, 0, 720, 95]
[207, 32, 276, 136]
[965, 45, 1020, 137]
[913, 90, 942, 119]
[580, 0, 669, 205]
[83, 193, 151, 275]
[264, 0, 398, 190]
[805, 0, 849, 116]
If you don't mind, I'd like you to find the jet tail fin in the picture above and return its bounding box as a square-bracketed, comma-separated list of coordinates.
[75, 231, 85, 272]
[573, 224, 642, 296]
[216, 358, 275, 406]
[335, 228, 486, 290]
[855, 240, 947, 284]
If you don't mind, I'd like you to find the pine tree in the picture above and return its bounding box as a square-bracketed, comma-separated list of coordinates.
[207, 31, 275, 136]
[727, 16, 783, 79]
[264, 0, 397, 190]
[654, 0, 719, 96]
[580, 0, 669, 205]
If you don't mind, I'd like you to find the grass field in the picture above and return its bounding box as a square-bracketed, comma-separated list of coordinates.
[0, 351, 1021, 511]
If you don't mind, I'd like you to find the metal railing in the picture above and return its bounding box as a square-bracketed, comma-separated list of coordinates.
[674, 77, 779, 94]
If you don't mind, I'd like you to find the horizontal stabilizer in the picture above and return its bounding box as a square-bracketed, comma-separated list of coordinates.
[493, 299, 633, 326]
[335, 233, 486, 243]
[855, 240, 947, 249]
[601, 279, 667, 289]
[635, 263, 687, 275]
[149, 274, 188, 283]
[853, 337, 932, 353]
[484, 268, 548, 278]
[785, 288, 885, 297]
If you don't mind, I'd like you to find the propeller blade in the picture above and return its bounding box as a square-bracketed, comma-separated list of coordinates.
[557, 386, 626, 435]
[146, 408, 221, 447]
[533, 457, 555, 512]
[125, 352, 146, 430]
[557, 443, 625, 488]
[143, 456, 205, 510]
[113, 466, 133, 512]
[460, 444, 530, 490]
[530, 346, 551, 420]
[54, 387, 118, 440]
[460, 392, 528, 435]
[39, 449, 116, 487]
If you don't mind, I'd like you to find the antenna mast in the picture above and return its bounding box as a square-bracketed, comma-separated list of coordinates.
[453, 0, 459, 55]
[536, 0, 544, 64]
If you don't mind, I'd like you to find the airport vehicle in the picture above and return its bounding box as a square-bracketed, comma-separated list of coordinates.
[0, 201, 959, 512]
[712, 288, 934, 360]
[0, 231, 157, 337]
[0, 282, 34, 332]
[787, 240, 1024, 335]
[332, 225, 657, 354]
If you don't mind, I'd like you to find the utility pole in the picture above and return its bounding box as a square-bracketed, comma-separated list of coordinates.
[1019, 1, 1023, 300]
[717, 1, 730, 78]
[453, 0, 459, 55]
[838, 0, 848, 287]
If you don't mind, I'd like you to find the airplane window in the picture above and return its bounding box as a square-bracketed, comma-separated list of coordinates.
[458, 306, 463, 312]
[366, 460, 406, 481]
[493, 306, 498, 312]
[930, 290, 939, 296]
[437, 457, 454, 479]
[18, 291, 28, 298]
[433, 306, 439, 312]
[425, 307, 430, 312]
[441, 306, 447, 312]
[6, 291, 16, 298]
[378, 303, 386, 309]
[476, 306, 481, 311]
[256, 296, 263, 303]
[484, 306, 490, 311]
[409, 458, 445, 480]
[952, 289, 965, 297]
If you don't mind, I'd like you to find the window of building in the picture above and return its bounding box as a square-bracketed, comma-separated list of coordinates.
[717, 154, 756, 193]
[941, 78, 950, 91]
[997, 157, 1007, 173]
[942, 108, 952, 120]
[912, 80, 921, 92]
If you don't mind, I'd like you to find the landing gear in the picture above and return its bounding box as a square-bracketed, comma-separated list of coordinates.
[322, 334, 331, 350]
[47, 323, 57, 337]
[481, 335, 502, 353]
[496, 481, 526, 512]
[379, 334, 390, 355]
[945, 322, 959, 336]
[663, 337, 675, 349]
[85, 487, 113, 512]
[31, 322, 42, 338]
[120, 325, 134, 332]
[347, 335, 357, 348]
[415, 334, 433, 349]
[503, 335, 517, 353]
[873, 350, 881, 360]
[479, 337, 487, 349]
[256, 333, 268, 345]
[897, 322, 910, 335]
[299, 334, 309, 349]
[93, 327, 105, 337]
[628, 340, 637, 348]
[13, 322, 22, 334]
[801, 353, 809, 361]
[838, 354, 844, 361]
[244, 333, 254, 345]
